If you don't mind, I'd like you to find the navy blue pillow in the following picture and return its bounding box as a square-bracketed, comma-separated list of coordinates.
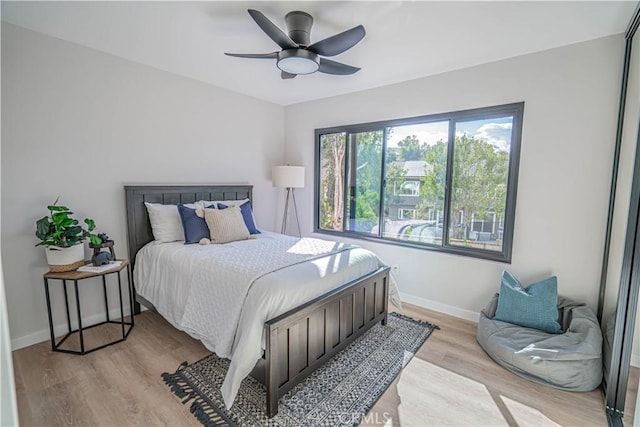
[217, 201, 260, 234]
[177, 204, 212, 244]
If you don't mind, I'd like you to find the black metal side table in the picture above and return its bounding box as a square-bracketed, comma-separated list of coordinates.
[43, 259, 134, 355]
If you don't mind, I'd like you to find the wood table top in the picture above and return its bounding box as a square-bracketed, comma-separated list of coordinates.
[43, 259, 129, 280]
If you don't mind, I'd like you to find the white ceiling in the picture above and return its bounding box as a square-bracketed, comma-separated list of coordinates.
[1, 1, 636, 105]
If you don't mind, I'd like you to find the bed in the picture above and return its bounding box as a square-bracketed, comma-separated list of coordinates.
[124, 185, 391, 417]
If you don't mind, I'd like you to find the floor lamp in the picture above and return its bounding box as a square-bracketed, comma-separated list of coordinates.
[273, 165, 305, 236]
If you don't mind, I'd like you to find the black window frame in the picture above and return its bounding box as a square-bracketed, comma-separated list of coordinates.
[314, 102, 524, 263]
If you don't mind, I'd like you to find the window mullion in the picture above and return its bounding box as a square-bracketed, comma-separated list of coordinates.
[378, 128, 389, 238]
[442, 119, 456, 248]
[343, 133, 354, 230]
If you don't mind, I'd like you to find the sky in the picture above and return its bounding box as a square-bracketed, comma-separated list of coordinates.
[387, 116, 513, 151]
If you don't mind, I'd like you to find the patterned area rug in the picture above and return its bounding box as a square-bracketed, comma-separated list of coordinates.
[162, 313, 438, 426]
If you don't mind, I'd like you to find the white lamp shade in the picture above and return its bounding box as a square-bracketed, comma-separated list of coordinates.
[273, 166, 305, 188]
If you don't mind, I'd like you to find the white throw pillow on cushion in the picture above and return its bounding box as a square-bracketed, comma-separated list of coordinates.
[144, 202, 194, 242]
[202, 206, 251, 244]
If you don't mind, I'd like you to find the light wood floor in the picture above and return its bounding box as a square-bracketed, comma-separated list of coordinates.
[12, 303, 637, 426]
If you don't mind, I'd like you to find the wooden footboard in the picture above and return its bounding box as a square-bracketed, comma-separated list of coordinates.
[262, 266, 390, 418]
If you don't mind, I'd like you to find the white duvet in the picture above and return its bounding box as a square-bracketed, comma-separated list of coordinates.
[134, 231, 398, 408]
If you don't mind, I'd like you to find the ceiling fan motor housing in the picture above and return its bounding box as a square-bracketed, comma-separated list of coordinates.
[285, 11, 313, 46]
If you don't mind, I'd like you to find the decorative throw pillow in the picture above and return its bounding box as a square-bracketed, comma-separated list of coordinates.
[201, 206, 251, 244]
[177, 204, 215, 244]
[217, 200, 260, 234]
[494, 270, 562, 334]
[144, 202, 193, 242]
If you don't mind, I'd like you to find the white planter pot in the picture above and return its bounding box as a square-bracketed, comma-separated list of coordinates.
[44, 244, 85, 272]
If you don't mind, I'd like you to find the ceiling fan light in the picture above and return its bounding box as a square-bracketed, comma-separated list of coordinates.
[278, 57, 318, 74]
[277, 49, 319, 75]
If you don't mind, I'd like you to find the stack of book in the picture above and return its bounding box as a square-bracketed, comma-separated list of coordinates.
[77, 260, 123, 273]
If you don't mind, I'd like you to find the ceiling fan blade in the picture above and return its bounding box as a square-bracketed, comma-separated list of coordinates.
[281, 71, 297, 80]
[307, 25, 365, 57]
[247, 9, 298, 50]
[318, 58, 361, 75]
[225, 52, 278, 59]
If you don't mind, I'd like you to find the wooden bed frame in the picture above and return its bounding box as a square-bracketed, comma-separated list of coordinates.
[124, 185, 390, 417]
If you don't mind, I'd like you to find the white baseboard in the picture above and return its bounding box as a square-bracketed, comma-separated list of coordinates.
[631, 354, 640, 368]
[400, 292, 480, 323]
[14, 293, 631, 367]
[11, 306, 133, 351]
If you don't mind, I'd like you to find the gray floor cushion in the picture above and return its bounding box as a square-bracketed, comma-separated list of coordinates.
[477, 294, 602, 391]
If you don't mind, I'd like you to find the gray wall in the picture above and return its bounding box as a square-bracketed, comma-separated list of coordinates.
[285, 35, 624, 321]
[1, 23, 285, 348]
[1, 26, 19, 422]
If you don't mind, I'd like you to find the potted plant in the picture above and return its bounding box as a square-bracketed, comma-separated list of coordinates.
[35, 198, 102, 272]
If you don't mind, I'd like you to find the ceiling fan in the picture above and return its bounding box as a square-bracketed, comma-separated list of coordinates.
[225, 9, 365, 80]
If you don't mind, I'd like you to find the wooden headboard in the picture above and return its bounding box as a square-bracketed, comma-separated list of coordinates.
[124, 184, 253, 270]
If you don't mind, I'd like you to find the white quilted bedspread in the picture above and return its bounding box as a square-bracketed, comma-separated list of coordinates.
[134, 232, 399, 408]
[180, 235, 354, 361]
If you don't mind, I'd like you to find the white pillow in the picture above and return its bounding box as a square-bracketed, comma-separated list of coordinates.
[144, 202, 195, 242]
[202, 206, 250, 244]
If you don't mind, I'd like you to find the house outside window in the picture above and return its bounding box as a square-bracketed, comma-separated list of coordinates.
[398, 208, 418, 220]
[394, 179, 421, 196]
[315, 102, 524, 262]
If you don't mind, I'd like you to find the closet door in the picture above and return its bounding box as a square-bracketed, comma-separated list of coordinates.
[599, 5, 640, 424]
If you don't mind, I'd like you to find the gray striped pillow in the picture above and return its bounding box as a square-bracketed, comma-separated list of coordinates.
[202, 206, 250, 244]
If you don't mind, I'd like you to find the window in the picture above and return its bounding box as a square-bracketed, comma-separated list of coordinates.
[315, 103, 523, 262]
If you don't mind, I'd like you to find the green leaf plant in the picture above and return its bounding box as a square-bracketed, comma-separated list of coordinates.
[35, 198, 102, 247]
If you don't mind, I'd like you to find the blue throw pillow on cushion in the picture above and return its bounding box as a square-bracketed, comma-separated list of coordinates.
[177, 204, 212, 244]
[494, 270, 562, 334]
[217, 201, 260, 234]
